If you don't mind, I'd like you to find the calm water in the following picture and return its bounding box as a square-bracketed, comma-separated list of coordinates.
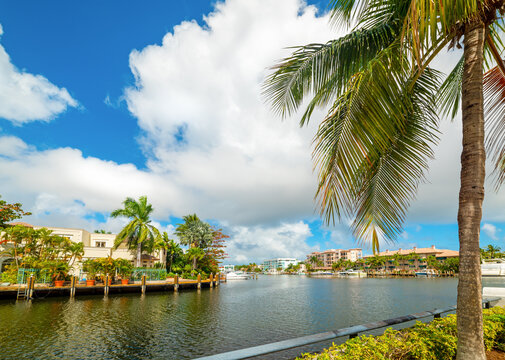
[0, 276, 502, 359]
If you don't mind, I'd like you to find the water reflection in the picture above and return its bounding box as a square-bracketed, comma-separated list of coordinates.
[0, 276, 502, 359]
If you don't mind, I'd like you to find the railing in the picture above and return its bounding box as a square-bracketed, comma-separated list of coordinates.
[17, 268, 51, 284]
[131, 268, 167, 281]
[195, 298, 501, 360]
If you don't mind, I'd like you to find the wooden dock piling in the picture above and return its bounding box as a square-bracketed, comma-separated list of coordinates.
[104, 275, 110, 296]
[70, 276, 76, 298]
[174, 275, 179, 292]
[197, 274, 201, 289]
[141, 275, 147, 294]
[209, 273, 214, 288]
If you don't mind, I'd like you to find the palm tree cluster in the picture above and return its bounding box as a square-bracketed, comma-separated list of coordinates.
[112, 197, 227, 277]
[264, 1, 504, 357]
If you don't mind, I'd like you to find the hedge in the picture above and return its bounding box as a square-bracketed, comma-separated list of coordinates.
[297, 306, 505, 359]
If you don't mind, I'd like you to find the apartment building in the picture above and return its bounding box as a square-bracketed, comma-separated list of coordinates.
[262, 258, 299, 272]
[306, 248, 363, 270]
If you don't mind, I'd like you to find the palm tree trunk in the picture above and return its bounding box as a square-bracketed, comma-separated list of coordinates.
[456, 20, 486, 360]
[136, 242, 142, 268]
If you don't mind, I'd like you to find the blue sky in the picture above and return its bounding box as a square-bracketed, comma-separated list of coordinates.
[0, 0, 504, 263]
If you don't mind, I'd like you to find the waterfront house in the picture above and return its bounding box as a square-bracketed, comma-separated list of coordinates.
[365, 245, 459, 272]
[0, 223, 161, 274]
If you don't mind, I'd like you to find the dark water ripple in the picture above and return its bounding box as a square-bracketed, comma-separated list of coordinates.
[0, 276, 500, 359]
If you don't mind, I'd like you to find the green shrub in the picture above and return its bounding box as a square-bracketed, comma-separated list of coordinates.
[1, 266, 17, 283]
[297, 307, 505, 360]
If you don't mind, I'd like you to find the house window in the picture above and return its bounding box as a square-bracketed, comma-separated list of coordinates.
[95, 241, 106, 248]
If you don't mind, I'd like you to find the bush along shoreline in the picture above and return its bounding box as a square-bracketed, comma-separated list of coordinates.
[297, 306, 505, 360]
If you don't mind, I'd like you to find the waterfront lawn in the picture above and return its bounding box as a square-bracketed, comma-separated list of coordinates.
[297, 306, 505, 360]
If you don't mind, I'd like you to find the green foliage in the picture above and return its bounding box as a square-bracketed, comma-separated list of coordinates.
[0, 225, 83, 283]
[1, 266, 17, 283]
[0, 195, 31, 228]
[298, 307, 505, 359]
[115, 258, 133, 278]
[82, 259, 99, 279]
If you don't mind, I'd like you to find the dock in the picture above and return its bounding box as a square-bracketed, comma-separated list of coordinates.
[0, 275, 225, 300]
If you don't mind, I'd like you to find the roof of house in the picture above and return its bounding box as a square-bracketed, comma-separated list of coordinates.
[8, 222, 34, 228]
[364, 246, 459, 258]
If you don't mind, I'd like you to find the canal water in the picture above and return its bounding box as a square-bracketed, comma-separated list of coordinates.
[0, 276, 502, 359]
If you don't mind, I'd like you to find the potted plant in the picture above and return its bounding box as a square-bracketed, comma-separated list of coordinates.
[42, 260, 69, 287]
[116, 258, 133, 285]
[82, 259, 98, 286]
[97, 256, 116, 285]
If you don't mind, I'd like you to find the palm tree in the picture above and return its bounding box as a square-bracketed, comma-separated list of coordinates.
[486, 244, 502, 259]
[175, 214, 214, 270]
[309, 255, 323, 268]
[165, 237, 183, 273]
[264, 1, 504, 358]
[111, 196, 161, 267]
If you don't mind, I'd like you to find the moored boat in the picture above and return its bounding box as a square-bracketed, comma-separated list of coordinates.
[415, 269, 437, 277]
[482, 259, 505, 276]
[225, 271, 250, 280]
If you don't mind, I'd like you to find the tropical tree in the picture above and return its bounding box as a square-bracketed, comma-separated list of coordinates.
[175, 214, 214, 270]
[0, 195, 31, 229]
[309, 255, 324, 268]
[486, 244, 502, 259]
[264, 1, 505, 357]
[111, 196, 161, 267]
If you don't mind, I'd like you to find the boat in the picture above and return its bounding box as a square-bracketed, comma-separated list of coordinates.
[225, 271, 250, 280]
[346, 270, 367, 277]
[340, 269, 367, 277]
[482, 259, 505, 276]
[415, 269, 437, 277]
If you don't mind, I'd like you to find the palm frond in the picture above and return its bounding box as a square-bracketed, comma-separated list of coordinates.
[313, 46, 441, 247]
[438, 55, 464, 119]
[263, 23, 398, 122]
[484, 65, 505, 188]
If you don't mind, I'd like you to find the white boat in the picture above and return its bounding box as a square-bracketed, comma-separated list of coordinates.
[415, 269, 437, 277]
[225, 271, 250, 280]
[340, 269, 367, 277]
[482, 259, 505, 276]
[346, 270, 367, 277]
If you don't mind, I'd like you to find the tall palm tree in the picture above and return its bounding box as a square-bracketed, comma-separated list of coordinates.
[111, 196, 161, 267]
[264, 1, 504, 358]
[175, 214, 214, 270]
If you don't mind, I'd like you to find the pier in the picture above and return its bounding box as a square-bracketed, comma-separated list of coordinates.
[0, 274, 225, 300]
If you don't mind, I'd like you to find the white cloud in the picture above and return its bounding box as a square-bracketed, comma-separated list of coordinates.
[224, 221, 316, 263]
[482, 223, 499, 241]
[0, 25, 77, 124]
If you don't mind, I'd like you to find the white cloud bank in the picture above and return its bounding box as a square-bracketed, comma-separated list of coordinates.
[0, 24, 77, 124]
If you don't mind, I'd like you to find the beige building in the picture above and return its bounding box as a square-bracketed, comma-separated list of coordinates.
[306, 248, 363, 270]
[0, 223, 160, 273]
[365, 245, 459, 271]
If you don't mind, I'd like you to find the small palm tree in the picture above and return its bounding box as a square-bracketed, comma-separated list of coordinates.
[156, 233, 183, 272]
[175, 214, 214, 270]
[111, 196, 160, 267]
